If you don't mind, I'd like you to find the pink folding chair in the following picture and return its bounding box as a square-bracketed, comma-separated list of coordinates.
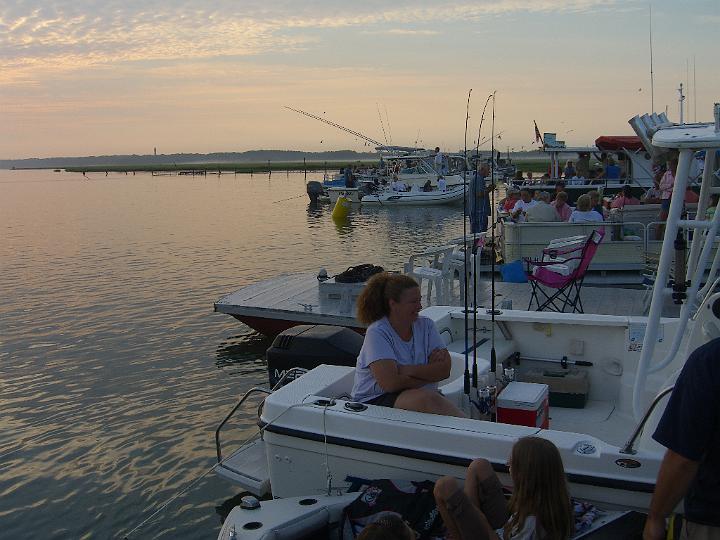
[524, 229, 605, 313]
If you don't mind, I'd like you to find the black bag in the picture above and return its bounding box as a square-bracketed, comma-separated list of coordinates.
[341, 479, 444, 539]
[335, 264, 384, 283]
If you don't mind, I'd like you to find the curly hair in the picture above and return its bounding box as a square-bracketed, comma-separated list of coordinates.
[356, 272, 419, 325]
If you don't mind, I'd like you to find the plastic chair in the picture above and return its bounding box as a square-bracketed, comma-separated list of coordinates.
[404, 245, 456, 305]
[524, 229, 605, 313]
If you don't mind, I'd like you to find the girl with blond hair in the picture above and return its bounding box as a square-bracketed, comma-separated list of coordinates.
[434, 437, 574, 539]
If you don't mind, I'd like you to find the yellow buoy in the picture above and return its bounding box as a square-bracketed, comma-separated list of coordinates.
[331, 194, 352, 220]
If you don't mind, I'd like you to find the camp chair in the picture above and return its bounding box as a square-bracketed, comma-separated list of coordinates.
[525, 229, 605, 313]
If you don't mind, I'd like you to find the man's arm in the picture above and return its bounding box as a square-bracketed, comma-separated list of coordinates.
[643, 449, 700, 540]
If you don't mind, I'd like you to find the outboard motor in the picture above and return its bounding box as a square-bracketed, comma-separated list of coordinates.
[266, 324, 363, 387]
[306, 181, 323, 204]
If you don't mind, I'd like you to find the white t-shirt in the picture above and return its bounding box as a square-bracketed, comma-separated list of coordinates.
[511, 199, 538, 222]
[496, 515, 540, 540]
[438, 178, 447, 191]
[434, 152, 444, 168]
[569, 209, 604, 223]
[351, 316, 445, 403]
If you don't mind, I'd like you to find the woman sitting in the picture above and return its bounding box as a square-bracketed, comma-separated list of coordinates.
[610, 185, 641, 209]
[434, 437, 573, 540]
[569, 194, 603, 223]
[351, 273, 465, 417]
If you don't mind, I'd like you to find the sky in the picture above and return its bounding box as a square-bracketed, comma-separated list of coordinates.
[1, 0, 718, 159]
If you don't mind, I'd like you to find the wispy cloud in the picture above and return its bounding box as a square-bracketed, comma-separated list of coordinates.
[0, 0, 624, 83]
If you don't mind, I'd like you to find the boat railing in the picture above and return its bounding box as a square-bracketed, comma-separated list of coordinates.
[620, 385, 674, 455]
[215, 367, 308, 463]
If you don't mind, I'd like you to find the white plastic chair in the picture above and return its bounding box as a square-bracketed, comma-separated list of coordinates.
[404, 245, 456, 305]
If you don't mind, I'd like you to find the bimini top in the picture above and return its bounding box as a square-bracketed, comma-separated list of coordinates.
[595, 136, 645, 152]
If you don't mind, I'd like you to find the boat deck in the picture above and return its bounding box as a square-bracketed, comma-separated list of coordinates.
[215, 272, 679, 335]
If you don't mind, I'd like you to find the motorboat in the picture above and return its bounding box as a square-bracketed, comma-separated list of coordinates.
[361, 185, 465, 206]
[217, 492, 646, 539]
[214, 107, 720, 512]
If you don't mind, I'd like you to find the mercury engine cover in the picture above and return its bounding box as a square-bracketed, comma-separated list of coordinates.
[266, 324, 363, 387]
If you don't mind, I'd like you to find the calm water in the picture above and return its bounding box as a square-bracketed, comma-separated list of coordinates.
[0, 169, 466, 539]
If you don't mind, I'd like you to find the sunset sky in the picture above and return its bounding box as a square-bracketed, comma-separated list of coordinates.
[1, 0, 718, 159]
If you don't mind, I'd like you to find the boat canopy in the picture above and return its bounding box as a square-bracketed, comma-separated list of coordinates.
[595, 136, 645, 152]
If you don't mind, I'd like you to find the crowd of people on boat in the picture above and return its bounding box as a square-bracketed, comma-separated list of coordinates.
[346, 271, 718, 539]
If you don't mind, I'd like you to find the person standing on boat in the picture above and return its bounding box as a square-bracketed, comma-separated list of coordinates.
[434, 436, 573, 540]
[643, 338, 720, 540]
[351, 273, 465, 417]
[434, 147, 444, 174]
[576, 152, 591, 179]
[470, 163, 491, 233]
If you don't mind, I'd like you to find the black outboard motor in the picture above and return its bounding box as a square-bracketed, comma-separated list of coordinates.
[306, 181, 323, 203]
[266, 324, 363, 387]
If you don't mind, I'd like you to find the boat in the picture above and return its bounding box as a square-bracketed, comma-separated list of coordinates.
[214, 107, 720, 512]
[213, 253, 655, 337]
[217, 492, 646, 539]
[361, 185, 465, 206]
[510, 128, 663, 198]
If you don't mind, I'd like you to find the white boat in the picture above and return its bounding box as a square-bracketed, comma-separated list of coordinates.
[361, 185, 465, 206]
[214, 108, 720, 512]
[217, 492, 644, 539]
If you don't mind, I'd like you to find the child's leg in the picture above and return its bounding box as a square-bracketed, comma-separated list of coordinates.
[434, 476, 491, 540]
[463, 459, 510, 529]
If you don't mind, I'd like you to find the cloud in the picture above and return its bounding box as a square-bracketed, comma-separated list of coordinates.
[372, 29, 440, 36]
[0, 0, 625, 83]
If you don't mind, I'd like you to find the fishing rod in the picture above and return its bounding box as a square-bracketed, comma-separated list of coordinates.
[489, 91, 499, 421]
[471, 94, 493, 391]
[463, 89, 472, 399]
[284, 106, 384, 147]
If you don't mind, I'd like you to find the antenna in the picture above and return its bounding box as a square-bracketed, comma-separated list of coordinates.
[649, 4, 655, 112]
[693, 55, 697, 122]
[678, 83, 685, 123]
[284, 106, 384, 147]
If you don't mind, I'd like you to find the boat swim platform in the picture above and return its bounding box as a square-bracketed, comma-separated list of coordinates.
[214, 272, 680, 336]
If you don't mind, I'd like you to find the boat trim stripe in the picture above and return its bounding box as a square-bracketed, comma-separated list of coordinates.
[262, 423, 655, 493]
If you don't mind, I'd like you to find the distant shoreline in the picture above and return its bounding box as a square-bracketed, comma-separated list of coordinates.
[10, 158, 551, 174]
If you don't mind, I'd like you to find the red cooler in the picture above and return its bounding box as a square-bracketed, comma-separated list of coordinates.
[497, 382, 549, 428]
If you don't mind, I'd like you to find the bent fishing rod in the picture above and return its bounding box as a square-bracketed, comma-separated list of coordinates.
[284, 106, 384, 148]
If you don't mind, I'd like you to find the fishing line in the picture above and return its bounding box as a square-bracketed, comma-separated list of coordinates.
[377, 103, 389, 146]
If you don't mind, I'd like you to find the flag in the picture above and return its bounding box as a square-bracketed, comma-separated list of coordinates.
[534, 120, 543, 145]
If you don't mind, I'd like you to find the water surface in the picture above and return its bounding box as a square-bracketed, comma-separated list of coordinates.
[0, 169, 466, 538]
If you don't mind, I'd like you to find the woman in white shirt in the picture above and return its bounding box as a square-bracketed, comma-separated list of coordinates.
[351, 273, 464, 417]
[568, 194, 603, 223]
[434, 437, 573, 539]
